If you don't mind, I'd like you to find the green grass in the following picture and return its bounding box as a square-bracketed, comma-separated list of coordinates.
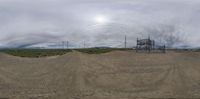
[0, 49, 72, 57]
[171, 48, 200, 52]
[76, 48, 132, 54]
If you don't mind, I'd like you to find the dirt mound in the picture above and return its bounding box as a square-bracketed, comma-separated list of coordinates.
[0, 51, 200, 99]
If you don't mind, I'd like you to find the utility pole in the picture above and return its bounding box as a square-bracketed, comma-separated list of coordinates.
[67, 41, 69, 49]
[84, 41, 86, 48]
[124, 35, 127, 48]
[62, 41, 65, 49]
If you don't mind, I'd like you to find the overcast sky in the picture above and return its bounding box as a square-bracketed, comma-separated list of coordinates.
[0, 0, 200, 48]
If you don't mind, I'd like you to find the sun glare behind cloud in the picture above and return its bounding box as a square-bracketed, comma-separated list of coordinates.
[94, 15, 108, 24]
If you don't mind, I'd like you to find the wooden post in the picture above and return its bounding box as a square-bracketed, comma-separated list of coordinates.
[125, 35, 127, 48]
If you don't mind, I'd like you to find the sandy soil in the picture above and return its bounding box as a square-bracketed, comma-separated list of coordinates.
[0, 51, 200, 99]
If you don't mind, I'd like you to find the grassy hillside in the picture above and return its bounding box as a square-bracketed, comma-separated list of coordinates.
[0, 49, 72, 57]
[76, 48, 133, 54]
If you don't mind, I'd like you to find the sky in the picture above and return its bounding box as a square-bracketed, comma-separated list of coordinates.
[0, 0, 200, 48]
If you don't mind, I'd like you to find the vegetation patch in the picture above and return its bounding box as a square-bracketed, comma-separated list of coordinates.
[0, 49, 72, 57]
[76, 48, 132, 54]
[172, 48, 200, 52]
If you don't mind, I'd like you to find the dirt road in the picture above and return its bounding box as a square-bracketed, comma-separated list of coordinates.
[0, 51, 200, 99]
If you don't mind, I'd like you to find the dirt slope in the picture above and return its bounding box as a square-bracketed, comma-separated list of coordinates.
[0, 51, 200, 99]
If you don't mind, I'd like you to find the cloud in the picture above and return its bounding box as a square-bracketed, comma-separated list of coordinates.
[0, 0, 200, 48]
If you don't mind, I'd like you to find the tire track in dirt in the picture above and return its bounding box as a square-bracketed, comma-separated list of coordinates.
[69, 51, 96, 99]
[168, 53, 200, 98]
[0, 51, 200, 99]
[75, 52, 175, 99]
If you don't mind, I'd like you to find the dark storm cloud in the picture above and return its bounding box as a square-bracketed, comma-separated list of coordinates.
[0, 0, 200, 48]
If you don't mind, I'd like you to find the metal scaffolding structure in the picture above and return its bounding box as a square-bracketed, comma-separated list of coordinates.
[136, 36, 165, 53]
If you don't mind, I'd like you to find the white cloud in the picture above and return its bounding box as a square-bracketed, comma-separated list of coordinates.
[0, 0, 200, 48]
